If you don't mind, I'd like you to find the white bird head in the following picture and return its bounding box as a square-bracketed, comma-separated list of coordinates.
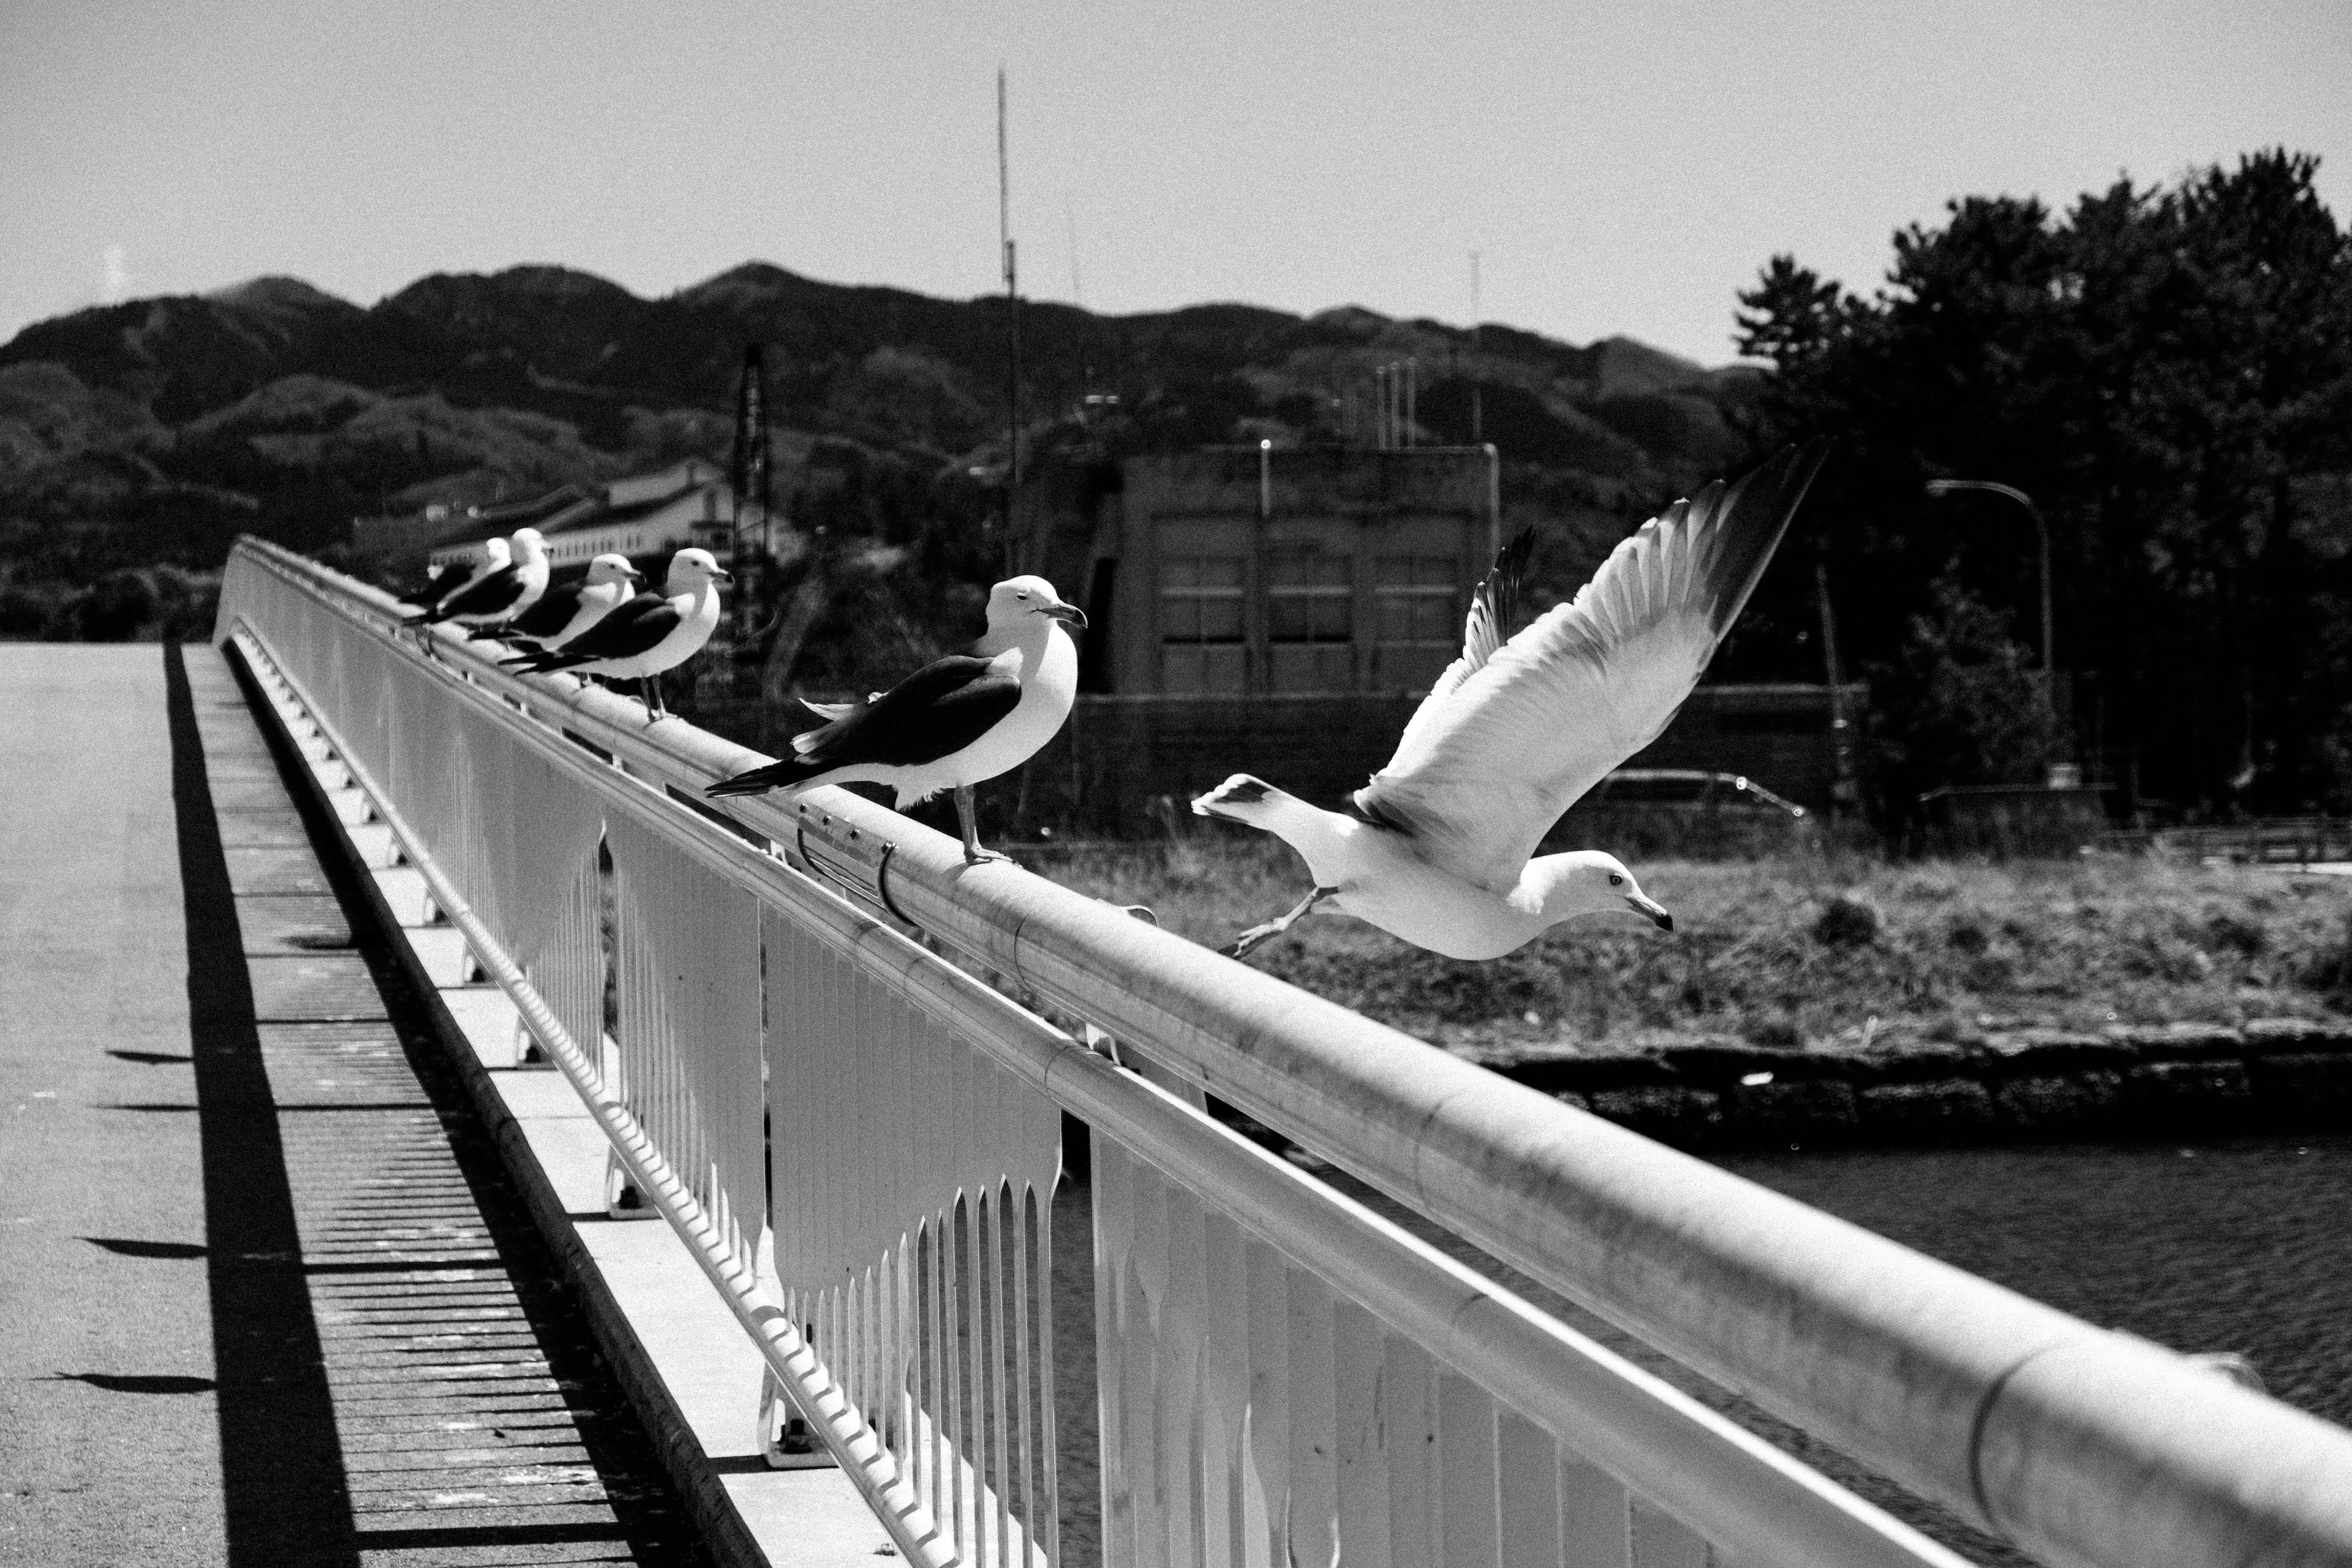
[665, 548, 733, 592]
[984, 575, 1087, 632]
[478, 537, 513, 568]
[584, 553, 641, 586]
[510, 527, 547, 562]
[1536, 851, 1673, 932]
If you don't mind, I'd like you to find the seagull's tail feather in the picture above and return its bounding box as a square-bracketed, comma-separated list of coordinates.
[706, 757, 831, 798]
[1190, 774, 1324, 843]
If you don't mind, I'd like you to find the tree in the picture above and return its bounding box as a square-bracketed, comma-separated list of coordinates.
[1735, 151, 2352, 816]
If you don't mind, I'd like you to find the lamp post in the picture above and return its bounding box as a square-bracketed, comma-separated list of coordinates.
[1924, 478, 2055, 709]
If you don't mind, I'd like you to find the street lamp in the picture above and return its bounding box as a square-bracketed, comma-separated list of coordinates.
[1923, 478, 2054, 692]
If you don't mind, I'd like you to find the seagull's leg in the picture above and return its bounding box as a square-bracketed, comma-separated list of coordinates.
[954, 786, 1009, 864]
[1221, 886, 1338, 960]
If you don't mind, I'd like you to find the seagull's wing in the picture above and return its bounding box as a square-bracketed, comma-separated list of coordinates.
[524, 592, 677, 668]
[793, 655, 1020, 767]
[1381, 526, 1536, 772]
[1354, 442, 1828, 889]
[708, 656, 1022, 795]
[428, 564, 524, 622]
[801, 698, 862, 721]
[503, 581, 584, 640]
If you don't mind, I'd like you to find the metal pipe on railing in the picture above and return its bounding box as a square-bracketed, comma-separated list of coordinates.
[222, 538, 2352, 1568]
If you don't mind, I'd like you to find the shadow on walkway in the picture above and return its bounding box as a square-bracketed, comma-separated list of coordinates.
[167, 642, 707, 1566]
[167, 640, 361, 1566]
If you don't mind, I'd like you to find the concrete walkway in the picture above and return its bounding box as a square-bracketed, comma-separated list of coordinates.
[0, 644, 704, 1566]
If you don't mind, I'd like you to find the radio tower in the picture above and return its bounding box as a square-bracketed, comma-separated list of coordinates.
[998, 66, 1021, 572]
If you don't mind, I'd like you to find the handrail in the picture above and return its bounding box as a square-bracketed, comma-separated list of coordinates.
[227, 537, 2352, 1568]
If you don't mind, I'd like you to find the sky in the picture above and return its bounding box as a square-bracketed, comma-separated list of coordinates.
[4, 1, 2346, 367]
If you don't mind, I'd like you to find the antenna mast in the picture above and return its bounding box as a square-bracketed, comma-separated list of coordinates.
[1470, 251, 1483, 445]
[998, 67, 1021, 549]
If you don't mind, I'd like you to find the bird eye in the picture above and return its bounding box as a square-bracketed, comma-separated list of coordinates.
[1609, 874, 1624, 886]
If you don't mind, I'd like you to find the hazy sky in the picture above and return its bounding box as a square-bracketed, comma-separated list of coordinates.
[4, 1, 2345, 365]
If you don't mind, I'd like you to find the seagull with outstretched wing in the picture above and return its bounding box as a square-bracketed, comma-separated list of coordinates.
[1193, 442, 1829, 960]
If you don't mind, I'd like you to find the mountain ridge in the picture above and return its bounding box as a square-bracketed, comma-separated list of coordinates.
[0, 260, 1765, 581]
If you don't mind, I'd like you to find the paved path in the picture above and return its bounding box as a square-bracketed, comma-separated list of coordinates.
[0, 644, 706, 1566]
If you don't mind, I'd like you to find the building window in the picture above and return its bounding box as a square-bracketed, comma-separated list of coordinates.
[1373, 555, 1460, 690]
[1267, 554, 1353, 692]
[1159, 554, 1246, 693]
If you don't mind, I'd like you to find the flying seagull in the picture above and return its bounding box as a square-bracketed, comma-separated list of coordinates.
[505, 548, 730, 720]
[403, 528, 549, 652]
[1193, 442, 1829, 960]
[494, 552, 643, 655]
[706, 575, 1085, 862]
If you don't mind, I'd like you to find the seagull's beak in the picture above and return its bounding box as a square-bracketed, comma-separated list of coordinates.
[624, 566, 644, 580]
[1042, 600, 1088, 628]
[1626, 892, 1673, 932]
[711, 568, 734, 585]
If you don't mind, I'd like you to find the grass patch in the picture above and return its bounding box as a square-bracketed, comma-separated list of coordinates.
[1016, 836, 2352, 1059]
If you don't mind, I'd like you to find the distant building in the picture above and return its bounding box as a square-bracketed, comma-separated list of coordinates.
[351, 483, 587, 561]
[1005, 443, 1864, 835]
[430, 459, 760, 571]
[1014, 445, 1501, 696]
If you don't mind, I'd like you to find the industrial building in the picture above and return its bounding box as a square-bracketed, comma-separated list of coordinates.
[1005, 443, 1860, 834]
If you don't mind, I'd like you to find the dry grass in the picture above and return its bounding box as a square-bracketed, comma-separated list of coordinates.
[1014, 834, 2352, 1059]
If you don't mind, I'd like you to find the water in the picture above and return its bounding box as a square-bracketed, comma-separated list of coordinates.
[1327, 1133, 2352, 1565]
[1714, 1135, 2352, 1426]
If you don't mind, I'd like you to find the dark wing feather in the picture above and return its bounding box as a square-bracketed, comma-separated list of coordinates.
[423, 564, 524, 623]
[707, 655, 1022, 796]
[502, 581, 586, 640]
[516, 592, 675, 669]
[1354, 442, 1829, 888]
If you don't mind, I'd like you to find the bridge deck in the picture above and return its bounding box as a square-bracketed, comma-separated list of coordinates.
[0, 643, 703, 1566]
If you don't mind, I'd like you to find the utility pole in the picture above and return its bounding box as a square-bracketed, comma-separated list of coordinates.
[998, 67, 1021, 571]
[1816, 562, 1858, 816]
[1469, 251, 1483, 445]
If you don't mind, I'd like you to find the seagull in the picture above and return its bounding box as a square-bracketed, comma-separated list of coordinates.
[504, 548, 731, 720]
[402, 528, 549, 653]
[705, 575, 1086, 863]
[1193, 442, 1829, 960]
[404, 537, 506, 617]
[493, 552, 643, 655]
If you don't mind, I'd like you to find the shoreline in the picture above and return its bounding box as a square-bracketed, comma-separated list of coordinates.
[1469, 1017, 2352, 1150]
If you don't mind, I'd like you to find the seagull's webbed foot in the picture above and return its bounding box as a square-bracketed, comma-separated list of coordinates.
[1219, 886, 1338, 960]
[954, 786, 1010, 864]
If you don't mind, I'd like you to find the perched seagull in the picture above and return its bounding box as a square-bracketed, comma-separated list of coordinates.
[1193, 442, 1829, 961]
[403, 528, 549, 652]
[404, 537, 507, 616]
[494, 553, 643, 655]
[505, 548, 730, 720]
[705, 575, 1085, 862]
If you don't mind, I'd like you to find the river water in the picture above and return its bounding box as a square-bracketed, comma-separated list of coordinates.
[1318, 1132, 2352, 1566]
[1714, 1134, 2352, 1428]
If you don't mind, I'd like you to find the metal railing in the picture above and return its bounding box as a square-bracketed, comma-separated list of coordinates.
[217, 538, 2352, 1568]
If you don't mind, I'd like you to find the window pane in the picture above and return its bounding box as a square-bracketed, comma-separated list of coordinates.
[1197, 594, 1244, 641]
[1161, 554, 1246, 646]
